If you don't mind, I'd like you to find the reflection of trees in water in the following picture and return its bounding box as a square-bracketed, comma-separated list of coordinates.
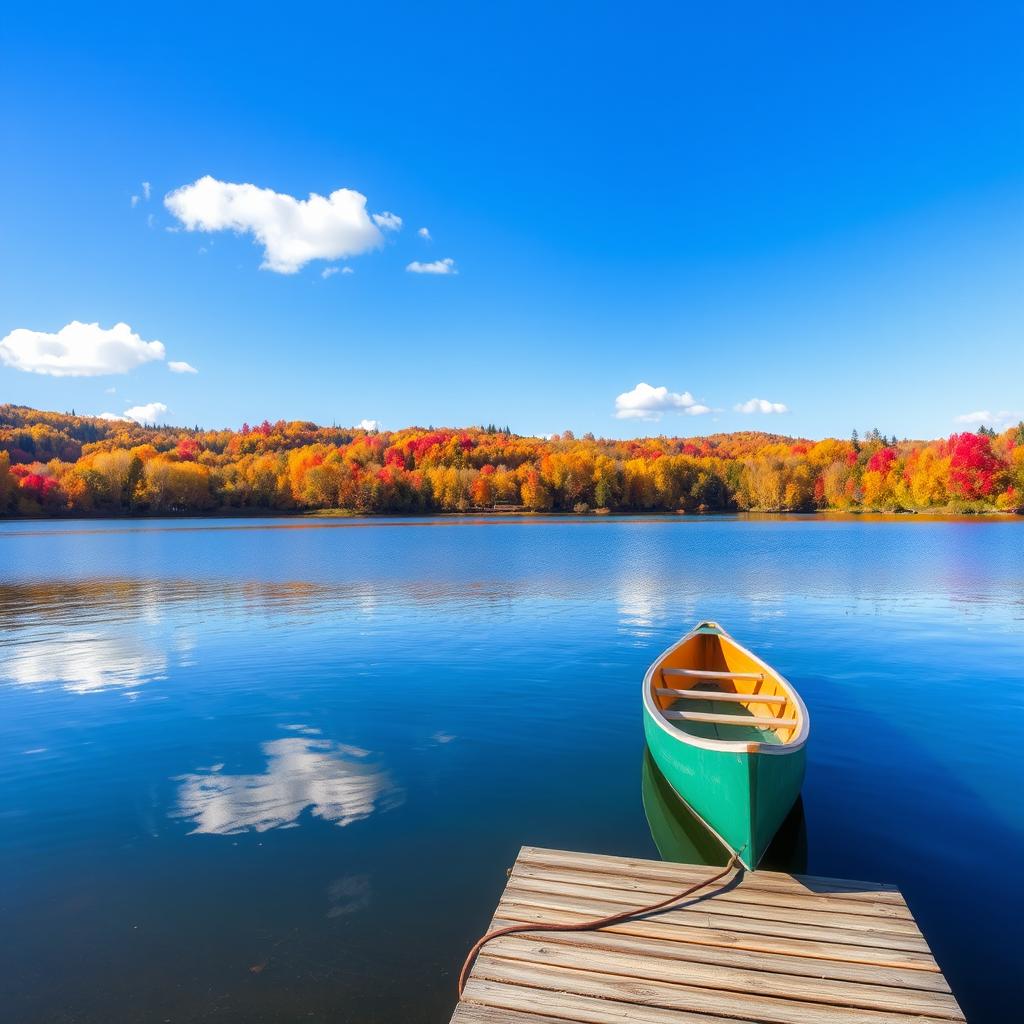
[0, 578, 341, 624]
[174, 734, 402, 835]
[0, 579, 184, 693]
[0, 575, 542, 694]
[0, 576, 543, 621]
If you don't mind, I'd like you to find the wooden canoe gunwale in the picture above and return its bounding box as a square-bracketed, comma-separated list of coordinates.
[642, 621, 809, 757]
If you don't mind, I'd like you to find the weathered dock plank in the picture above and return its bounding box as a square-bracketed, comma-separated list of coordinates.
[451, 846, 964, 1024]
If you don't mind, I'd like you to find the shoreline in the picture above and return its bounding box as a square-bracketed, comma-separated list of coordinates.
[0, 508, 1020, 524]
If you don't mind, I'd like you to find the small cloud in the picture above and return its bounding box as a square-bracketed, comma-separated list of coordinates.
[955, 410, 1021, 428]
[146, 213, 156, 229]
[131, 194, 140, 208]
[321, 266, 354, 279]
[168, 361, 198, 374]
[122, 402, 168, 425]
[358, 419, 380, 431]
[735, 398, 789, 415]
[98, 412, 131, 422]
[105, 386, 117, 394]
[142, 181, 151, 201]
[0, 321, 165, 377]
[417, 227, 431, 241]
[406, 257, 457, 275]
[613, 382, 710, 421]
[164, 175, 385, 274]
[372, 211, 403, 232]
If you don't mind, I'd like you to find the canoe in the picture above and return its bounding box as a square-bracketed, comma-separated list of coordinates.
[641, 621, 809, 870]
[641, 747, 733, 868]
[641, 748, 808, 874]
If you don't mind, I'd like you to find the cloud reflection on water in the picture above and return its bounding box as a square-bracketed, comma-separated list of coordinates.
[2, 630, 169, 693]
[174, 734, 401, 835]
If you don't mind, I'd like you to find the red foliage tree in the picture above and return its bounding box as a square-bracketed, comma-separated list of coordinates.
[384, 446, 407, 469]
[18, 473, 61, 505]
[813, 475, 826, 505]
[866, 447, 897, 474]
[946, 433, 1004, 499]
[176, 438, 201, 461]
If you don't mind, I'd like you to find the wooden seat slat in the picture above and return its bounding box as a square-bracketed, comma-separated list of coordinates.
[663, 709, 793, 729]
[655, 688, 787, 706]
[662, 667, 765, 681]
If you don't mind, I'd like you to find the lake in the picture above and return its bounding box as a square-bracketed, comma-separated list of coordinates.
[1, 516, 1022, 1022]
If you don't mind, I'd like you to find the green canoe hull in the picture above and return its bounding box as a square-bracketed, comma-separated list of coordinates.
[641, 749, 732, 867]
[643, 703, 805, 869]
[642, 749, 809, 873]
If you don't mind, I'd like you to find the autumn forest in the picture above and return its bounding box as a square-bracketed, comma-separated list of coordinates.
[1, 404, 1022, 518]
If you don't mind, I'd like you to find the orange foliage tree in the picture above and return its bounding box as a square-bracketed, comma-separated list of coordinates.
[1, 404, 1021, 517]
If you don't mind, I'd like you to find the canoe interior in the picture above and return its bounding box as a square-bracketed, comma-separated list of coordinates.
[652, 626, 800, 745]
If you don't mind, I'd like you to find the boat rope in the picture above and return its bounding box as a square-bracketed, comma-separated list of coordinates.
[457, 851, 742, 997]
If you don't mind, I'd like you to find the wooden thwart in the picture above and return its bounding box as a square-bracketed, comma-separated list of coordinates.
[662, 668, 764, 681]
[451, 846, 963, 1024]
[662, 709, 793, 729]
[655, 688, 788, 706]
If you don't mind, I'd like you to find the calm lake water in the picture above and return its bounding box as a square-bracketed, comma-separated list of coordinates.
[1, 516, 1022, 1022]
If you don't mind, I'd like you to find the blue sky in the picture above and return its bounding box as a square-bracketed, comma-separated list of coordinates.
[1, 2, 1021, 439]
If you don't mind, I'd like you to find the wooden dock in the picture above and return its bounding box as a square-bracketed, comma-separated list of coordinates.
[452, 846, 963, 1024]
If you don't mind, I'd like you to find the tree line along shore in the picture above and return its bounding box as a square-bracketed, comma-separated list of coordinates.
[1, 404, 1021, 518]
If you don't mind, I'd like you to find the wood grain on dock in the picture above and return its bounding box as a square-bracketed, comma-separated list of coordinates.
[451, 846, 963, 1024]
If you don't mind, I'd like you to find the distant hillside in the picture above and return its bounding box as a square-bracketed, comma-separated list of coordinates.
[0, 404, 1020, 516]
[0, 404, 801, 463]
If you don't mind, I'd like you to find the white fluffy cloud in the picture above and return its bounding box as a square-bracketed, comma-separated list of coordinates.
[0, 321, 166, 377]
[614, 382, 711, 421]
[955, 410, 1021, 427]
[358, 419, 380, 431]
[406, 257, 457, 275]
[122, 402, 168, 425]
[372, 211, 402, 231]
[735, 398, 789, 414]
[164, 175, 389, 273]
[98, 403, 167, 424]
[168, 360, 198, 374]
[417, 226, 431, 240]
